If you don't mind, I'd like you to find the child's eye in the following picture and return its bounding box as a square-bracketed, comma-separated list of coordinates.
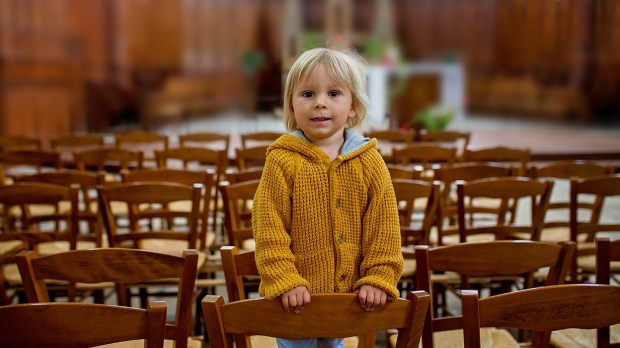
[301, 91, 314, 98]
[328, 90, 341, 97]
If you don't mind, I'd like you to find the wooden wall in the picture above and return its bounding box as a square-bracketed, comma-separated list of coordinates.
[0, 0, 618, 140]
[393, 0, 620, 123]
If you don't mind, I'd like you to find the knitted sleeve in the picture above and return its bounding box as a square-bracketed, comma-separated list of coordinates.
[353, 151, 404, 300]
[252, 150, 310, 299]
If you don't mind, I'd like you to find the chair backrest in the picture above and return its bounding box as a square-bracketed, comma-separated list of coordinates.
[16, 248, 198, 347]
[596, 238, 620, 347]
[392, 144, 457, 178]
[14, 171, 106, 247]
[364, 129, 416, 162]
[415, 240, 575, 348]
[419, 130, 470, 146]
[155, 146, 228, 183]
[202, 291, 430, 348]
[240, 131, 283, 149]
[220, 245, 257, 303]
[0, 182, 79, 250]
[364, 129, 415, 145]
[569, 174, 620, 282]
[220, 179, 261, 248]
[461, 284, 620, 348]
[226, 167, 263, 184]
[456, 176, 553, 242]
[74, 147, 144, 172]
[50, 134, 105, 167]
[178, 132, 230, 154]
[0, 300, 167, 348]
[419, 130, 470, 158]
[392, 178, 440, 246]
[387, 164, 419, 180]
[121, 168, 215, 251]
[0, 135, 41, 151]
[0, 150, 61, 176]
[235, 145, 269, 170]
[461, 146, 530, 176]
[530, 160, 614, 235]
[98, 181, 202, 250]
[115, 131, 169, 163]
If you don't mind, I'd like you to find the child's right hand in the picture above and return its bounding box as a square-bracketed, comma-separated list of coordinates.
[280, 286, 311, 313]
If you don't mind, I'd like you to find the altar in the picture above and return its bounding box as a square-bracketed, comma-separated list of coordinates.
[366, 61, 466, 128]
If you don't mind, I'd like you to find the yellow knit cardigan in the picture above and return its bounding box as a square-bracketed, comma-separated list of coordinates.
[252, 132, 403, 300]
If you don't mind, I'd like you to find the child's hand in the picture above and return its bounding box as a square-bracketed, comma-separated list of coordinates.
[280, 286, 311, 313]
[356, 285, 388, 312]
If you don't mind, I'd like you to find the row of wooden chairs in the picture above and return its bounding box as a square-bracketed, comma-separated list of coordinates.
[5, 237, 617, 348]
[0, 131, 284, 152]
[1, 194, 620, 346]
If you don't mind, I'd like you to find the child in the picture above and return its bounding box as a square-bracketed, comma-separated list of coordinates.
[252, 47, 404, 348]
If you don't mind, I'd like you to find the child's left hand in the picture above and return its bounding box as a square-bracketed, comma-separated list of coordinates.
[356, 285, 388, 312]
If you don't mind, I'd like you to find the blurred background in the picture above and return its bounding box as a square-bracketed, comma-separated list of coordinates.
[1, 0, 619, 141]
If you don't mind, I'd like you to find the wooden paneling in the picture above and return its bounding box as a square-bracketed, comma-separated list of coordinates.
[0, 0, 86, 141]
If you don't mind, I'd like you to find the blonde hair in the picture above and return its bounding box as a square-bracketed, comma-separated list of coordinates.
[282, 47, 369, 131]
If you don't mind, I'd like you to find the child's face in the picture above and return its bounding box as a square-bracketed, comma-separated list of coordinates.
[292, 65, 355, 144]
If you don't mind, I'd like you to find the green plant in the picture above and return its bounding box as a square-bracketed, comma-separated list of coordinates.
[412, 105, 454, 131]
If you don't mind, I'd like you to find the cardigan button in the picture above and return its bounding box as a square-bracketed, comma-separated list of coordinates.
[338, 235, 344, 244]
[335, 199, 341, 208]
[340, 274, 346, 282]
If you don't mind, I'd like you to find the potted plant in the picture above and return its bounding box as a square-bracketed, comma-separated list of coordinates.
[410, 105, 455, 132]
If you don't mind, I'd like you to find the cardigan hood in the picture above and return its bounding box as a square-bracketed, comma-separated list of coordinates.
[267, 129, 375, 162]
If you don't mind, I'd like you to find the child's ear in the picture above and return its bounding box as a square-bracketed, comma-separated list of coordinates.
[349, 109, 356, 118]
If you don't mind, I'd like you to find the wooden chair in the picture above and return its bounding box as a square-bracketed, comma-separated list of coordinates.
[219, 245, 388, 348]
[0, 300, 167, 348]
[392, 179, 440, 294]
[0, 163, 6, 185]
[0, 150, 61, 178]
[419, 130, 470, 158]
[0, 135, 41, 151]
[50, 134, 105, 168]
[412, 240, 575, 348]
[530, 160, 615, 243]
[98, 181, 203, 252]
[219, 179, 260, 249]
[392, 178, 440, 246]
[155, 146, 229, 235]
[120, 169, 226, 331]
[461, 284, 620, 348]
[16, 248, 198, 348]
[115, 130, 169, 167]
[14, 171, 106, 251]
[202, 290, 430, 348]
[569, 174, 620, 283]
[432, 163, 514, 245]
[387, 164, 419, 180]
[0, 182, 79, 304]
[392, 144, 457, 180]
[155, 146, 228, 183]
[74, 147, 144, 176]
[363, 129, 415, 162]
[235, 145, 269, 170]
[179, 132, 230, 154]
[121, 168, 216, 252]
[225, 167, 263, 184]
[456, 177, 553, 243]
[461, 145, 530, 176]
[550, 237, 620, 347]
[240, 131, 283, 149]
